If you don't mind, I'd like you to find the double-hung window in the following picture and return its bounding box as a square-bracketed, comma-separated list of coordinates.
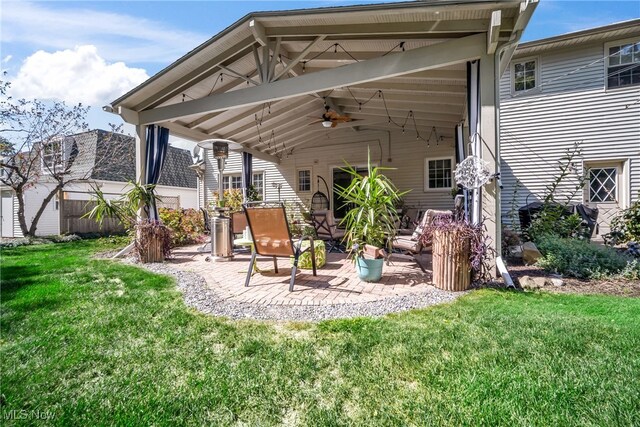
[607, 39, 640, 89]
[512, 58, 537, 94]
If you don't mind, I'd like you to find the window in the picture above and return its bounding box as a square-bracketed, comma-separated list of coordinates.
[512, 58, 537, 94]
[41, 139, 65, 172]
[607, 40, 640, 89]
[424, 157, 453, 190]
[222, 172, 264, 200]
[589, 167, 617, 202]
[252, 173, 264, 200]
[222, 175, 242, 190]
[297, 169, 311, 192]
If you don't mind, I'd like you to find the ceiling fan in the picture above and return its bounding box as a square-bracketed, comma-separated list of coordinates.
[307, 105, 357, 128]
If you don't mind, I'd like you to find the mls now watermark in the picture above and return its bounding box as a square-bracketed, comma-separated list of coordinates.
[3, 409, 56, 421]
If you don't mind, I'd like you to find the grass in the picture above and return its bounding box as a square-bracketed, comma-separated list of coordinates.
[1, 239, 640, 426]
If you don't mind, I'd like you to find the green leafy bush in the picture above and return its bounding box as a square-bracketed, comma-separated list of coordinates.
[527, 208, 589, 243]
[535, 234, 640, 280]
[159, 208, 206, 247]
[211, 189, 243, 212]
[604, 197, 640, 245]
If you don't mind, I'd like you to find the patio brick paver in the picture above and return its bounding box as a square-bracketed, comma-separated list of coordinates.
[168, 245, 437, 307]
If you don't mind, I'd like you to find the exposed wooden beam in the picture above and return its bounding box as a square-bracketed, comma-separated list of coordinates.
[252, 45, 264, 83]
[139, 33, 485, 125]
[272, 36, 326, 81]
[264, 19, 513, 37]
[487, 10, 502, 54]
[240, 103, 323, 147]
[332, 91, 465, 107]
[249, 19, 268, 46]
[218, 65, 260, 86]
[117, 106, 139, 125]
[226, 97, 319, 140]
[133, 36, 255, 110]
[184, 72, 260, 128]
[161, 121, 280, 164]
[268, 128, 387, 154]
[203, 103, 278, 135]
[342, 107, 461, 123]
[267, 38, 281, 82]
[336, 98, 463, 115]
[351, 82, 466, 94]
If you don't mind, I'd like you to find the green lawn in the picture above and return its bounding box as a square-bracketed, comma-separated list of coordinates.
[1, 240, 639, 426]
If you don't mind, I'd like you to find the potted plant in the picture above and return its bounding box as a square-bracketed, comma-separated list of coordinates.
[336, 150, 408, 282]
[418, 215, 491, 291]
[84, 181, 171, 263]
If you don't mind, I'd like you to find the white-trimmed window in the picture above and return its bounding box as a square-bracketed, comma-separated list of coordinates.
[588, 167, 617, 203]
[223, 172, 264, 200]
[511, 58, 538, 94]
[606, 39, 640, 89]
[424, 157, 453, 191]
[297, 169, 311, 192]
[41, 139, 65, 173]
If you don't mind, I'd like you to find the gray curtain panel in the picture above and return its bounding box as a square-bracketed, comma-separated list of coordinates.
[242, 151, 253, 202]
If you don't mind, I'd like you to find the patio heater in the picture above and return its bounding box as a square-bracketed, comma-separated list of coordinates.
[197, 139, 241, 262]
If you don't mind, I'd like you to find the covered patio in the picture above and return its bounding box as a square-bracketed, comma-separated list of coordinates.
[170, 246, 436, 306]
[107, 0, 538, 292]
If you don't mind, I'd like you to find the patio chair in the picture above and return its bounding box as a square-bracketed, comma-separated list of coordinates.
[243, 202, 317, 291]
[391, 209, 453, 272]
[200, 208, 211, 235]
[231, 211, 248, 237]
[310, 210, 346, 252]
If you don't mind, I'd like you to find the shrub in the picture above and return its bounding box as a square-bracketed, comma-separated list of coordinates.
[211, 189, 243, 212]
[604, 197, 640, 245]
[535, 234, 640, 279]
[159, 208, 206, 247]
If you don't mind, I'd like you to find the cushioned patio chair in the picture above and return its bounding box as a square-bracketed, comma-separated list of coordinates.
[310, 210, 346, 253]
[243, 202, 317, 291]
[391, 209, 453, 272]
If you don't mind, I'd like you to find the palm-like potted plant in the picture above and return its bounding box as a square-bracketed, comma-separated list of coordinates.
[336, 151, 408, 282]
[84, 181, 171, 263]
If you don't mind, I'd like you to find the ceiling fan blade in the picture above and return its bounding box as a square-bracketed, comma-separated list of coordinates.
[307, 119, 323, 125]
[333, 116, 352, 122]
[331, 121, 338, 128]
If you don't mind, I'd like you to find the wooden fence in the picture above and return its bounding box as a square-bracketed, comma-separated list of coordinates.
[61, 199, 125, 235]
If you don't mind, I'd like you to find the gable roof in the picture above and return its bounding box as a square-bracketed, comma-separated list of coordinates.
[75, 130, 197, 188]
[106, 0, 536, 163]
[515, 19, 640, 56]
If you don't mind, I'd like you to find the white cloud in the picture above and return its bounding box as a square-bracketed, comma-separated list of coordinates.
[1, 2, 209, 64]
[2, 55, 12, 64]
[10, 45, 149, 106]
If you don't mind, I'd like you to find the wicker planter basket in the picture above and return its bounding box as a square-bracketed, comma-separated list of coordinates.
[136, 224, 170, 263]
[432, 229, 471, 291]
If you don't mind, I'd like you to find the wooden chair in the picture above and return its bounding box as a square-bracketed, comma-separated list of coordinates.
[391, 209, 453, 272]
[243, 202, 317, 291]
[310, 210, 346, 252]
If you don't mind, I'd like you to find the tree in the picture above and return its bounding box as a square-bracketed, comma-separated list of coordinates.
[0, 76, 128, 236]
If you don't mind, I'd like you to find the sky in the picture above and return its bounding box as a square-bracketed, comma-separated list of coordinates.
[1, 0, 639, 149]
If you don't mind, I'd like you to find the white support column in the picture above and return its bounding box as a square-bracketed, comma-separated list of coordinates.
[479, 51, 499, 274]
[135, 124, 148, 219]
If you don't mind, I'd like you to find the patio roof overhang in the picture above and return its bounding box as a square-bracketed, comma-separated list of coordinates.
[108, 0, 538, 165]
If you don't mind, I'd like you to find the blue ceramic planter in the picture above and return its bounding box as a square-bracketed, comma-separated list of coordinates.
[356, 257, 384, 282]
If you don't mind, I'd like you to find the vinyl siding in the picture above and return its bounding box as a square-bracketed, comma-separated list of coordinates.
[500, 39, 640, 229]
[200, 129, 456, 212]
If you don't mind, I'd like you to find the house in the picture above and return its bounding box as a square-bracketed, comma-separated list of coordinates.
[0, 129, 198, 237]
[106, 0, 539, 267]
[500, 20, 640, 236]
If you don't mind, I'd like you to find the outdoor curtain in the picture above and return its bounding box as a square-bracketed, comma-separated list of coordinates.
[467, 60, 481, 225]
[145, 124, 169, 221]
[455, 123, 469, 220]
[241, 151, 253, 202]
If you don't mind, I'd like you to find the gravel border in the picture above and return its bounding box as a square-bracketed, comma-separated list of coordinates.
[132, 261, 463, 321]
